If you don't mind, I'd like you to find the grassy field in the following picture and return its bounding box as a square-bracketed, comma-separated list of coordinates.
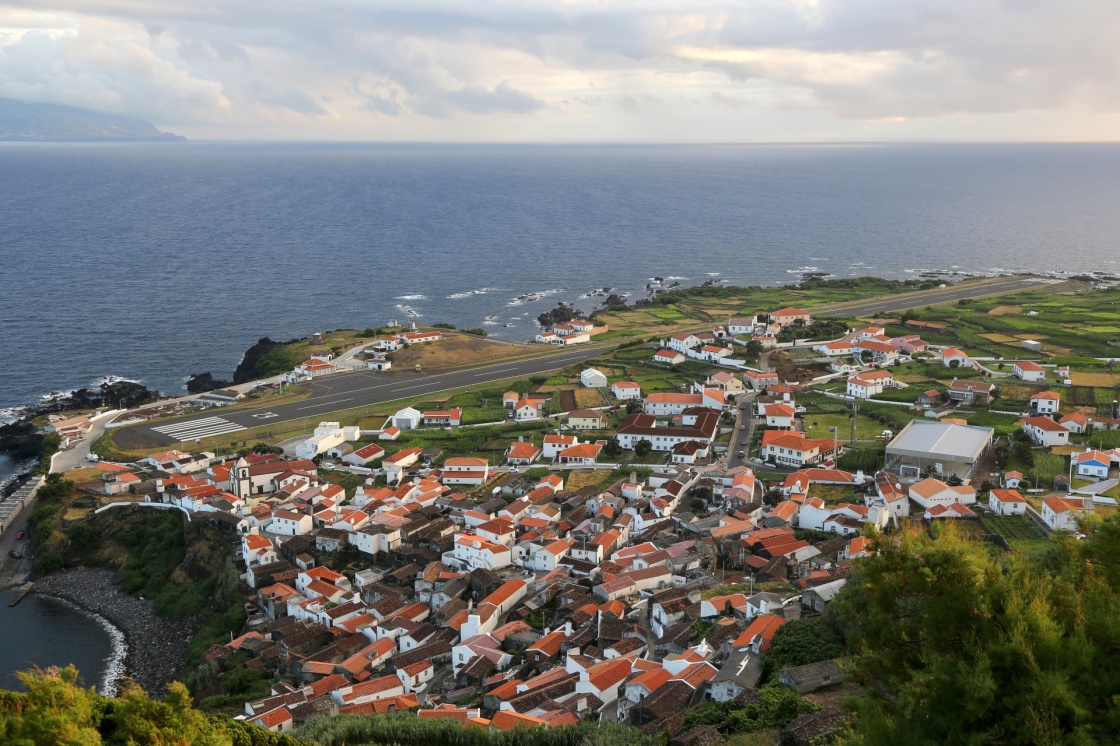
[593, 277, 954, 333]
[387, 332, 562, 370]
[981, 513, 1047, 540]
[886, 281, 1120, 366]
[803, 411, 892, 444]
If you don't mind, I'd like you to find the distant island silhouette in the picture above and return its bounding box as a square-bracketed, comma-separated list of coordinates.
[0, 98, 185, 142]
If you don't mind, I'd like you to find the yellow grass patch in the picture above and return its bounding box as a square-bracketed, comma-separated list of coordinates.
[987, 305, 1022, 316]
[63, 507, 93, 521]
[1071, 371, 1120, 387]
[575, 389, 604, 408]
[389, 333, 551, 371]
[563, 469, 604, 491]
[64, 467, 104, 483]
[980, 333, 1019, 344]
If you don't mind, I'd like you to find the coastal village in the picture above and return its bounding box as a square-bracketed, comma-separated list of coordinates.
[8, 276, 1120, 744]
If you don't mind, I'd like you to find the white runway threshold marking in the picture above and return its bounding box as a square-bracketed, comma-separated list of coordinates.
[152, 416, 246, 440]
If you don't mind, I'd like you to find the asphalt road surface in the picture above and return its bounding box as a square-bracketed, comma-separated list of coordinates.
[130, 347, 605, 447]
[818, 276, 1053, 318]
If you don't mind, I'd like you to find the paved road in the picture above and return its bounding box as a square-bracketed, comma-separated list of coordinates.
[128, 347, 605, 447]
[51, 410, 119, 473]
[0, 478, 40, 588]
[817, 276, 1053, 318]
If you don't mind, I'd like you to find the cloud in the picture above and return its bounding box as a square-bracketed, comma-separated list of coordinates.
[0, 0, 1118, 139]
[443, 81, 542, 114]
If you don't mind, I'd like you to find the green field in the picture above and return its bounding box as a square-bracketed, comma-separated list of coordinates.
[982, 514, 1047, 541]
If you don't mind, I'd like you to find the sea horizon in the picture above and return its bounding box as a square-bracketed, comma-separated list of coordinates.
[3, 141, 1120, 414]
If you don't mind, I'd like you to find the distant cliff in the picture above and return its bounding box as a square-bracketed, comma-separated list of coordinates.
[0, 98, 186, 142]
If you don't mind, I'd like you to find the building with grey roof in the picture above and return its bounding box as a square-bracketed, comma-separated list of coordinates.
[885, 420, 995, 481]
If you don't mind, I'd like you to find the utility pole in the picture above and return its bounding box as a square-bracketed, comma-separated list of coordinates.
[850, 400, 859, 445]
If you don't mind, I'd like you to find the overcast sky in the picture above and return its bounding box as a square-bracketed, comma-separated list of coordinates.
[2, 0, 1118, 141]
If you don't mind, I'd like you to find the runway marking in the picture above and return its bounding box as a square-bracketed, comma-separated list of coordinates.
[475, 367, 524, 377]
[298, 398, 353, 410]
[141, 348, 602, 437]
[152, 417, 246, 440]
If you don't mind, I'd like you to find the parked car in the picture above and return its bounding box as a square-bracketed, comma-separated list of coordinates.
[739, 425, 746, 431]
[8, 550, 20, 559]
[15, 530, 24, 540]
[740, 440, 747, 446]
[737, 451, 745, 458]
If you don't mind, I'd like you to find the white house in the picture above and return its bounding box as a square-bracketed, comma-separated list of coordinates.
[811, 341, 850, 357]
[383, 448, 423, 484]
[652, 349, 686, 365]
[398, 330, 443, 345]
[446, 533, 512, 570]
[853, 340, 900, 365]
[940, 348, 972, 368]
[1022, 416, 1069, 447]
[744, 370, 781, 390]
[1014, 361, 1046, 381]
[505, 441, 543, 465]
[543, 434, 579, 459]
[988, 489, 1028, 515]
[288, 358, 338, 382]
[1030, 391, 1060, 415]
[908, 477, 977, 509]
[441, 457, 490, 486]
[270, 509, 313, 536]
[343, 443, 385, 467]
[556, 443, 602, 465]
[580, 368, 609, 388]
[514, 398, 543, 422]
[846, 370, 894, 399]
[764, 403, 796, 430]
[667, 333, 701, 353]
[760, 431, 833, 468]
[769, 307, 811, 327]
[616, 412, 720, 452]
[423, 408, 462, 427]
[644, 390, 724, 416]
[1074, 450, 1112, 480]
[728, 316, 758, 335]
[526, 540, 571, 573]
[1041, 495, 1091, 532]
[296, 422, 360, 460]
[611, 381, 642, 400]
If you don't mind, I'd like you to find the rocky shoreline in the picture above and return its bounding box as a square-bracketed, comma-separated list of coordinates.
[33, 567, 195, 695]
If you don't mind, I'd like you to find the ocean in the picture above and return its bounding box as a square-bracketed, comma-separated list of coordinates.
[0, 587, 121, 694]
[3, 141, 1120, 418]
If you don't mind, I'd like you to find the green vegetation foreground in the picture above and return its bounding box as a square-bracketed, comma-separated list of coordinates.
[828, 517, 1120, 745]
[0, 667, 298, 746]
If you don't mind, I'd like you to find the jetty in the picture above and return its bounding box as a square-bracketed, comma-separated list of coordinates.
[9, 582, 33, 607]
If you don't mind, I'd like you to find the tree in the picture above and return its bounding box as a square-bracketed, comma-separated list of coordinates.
[633, 440, 653, 458]
[0, 665, 101, 745]
[945, 473, 963, 486]
[0, 666, 301, 746]
[761, 619, 844, 682]
[828, 521, 1120, 745]
[625, 399, 643, 415]
[762, 488, 785, 507]
[602, 438, 623, 458]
